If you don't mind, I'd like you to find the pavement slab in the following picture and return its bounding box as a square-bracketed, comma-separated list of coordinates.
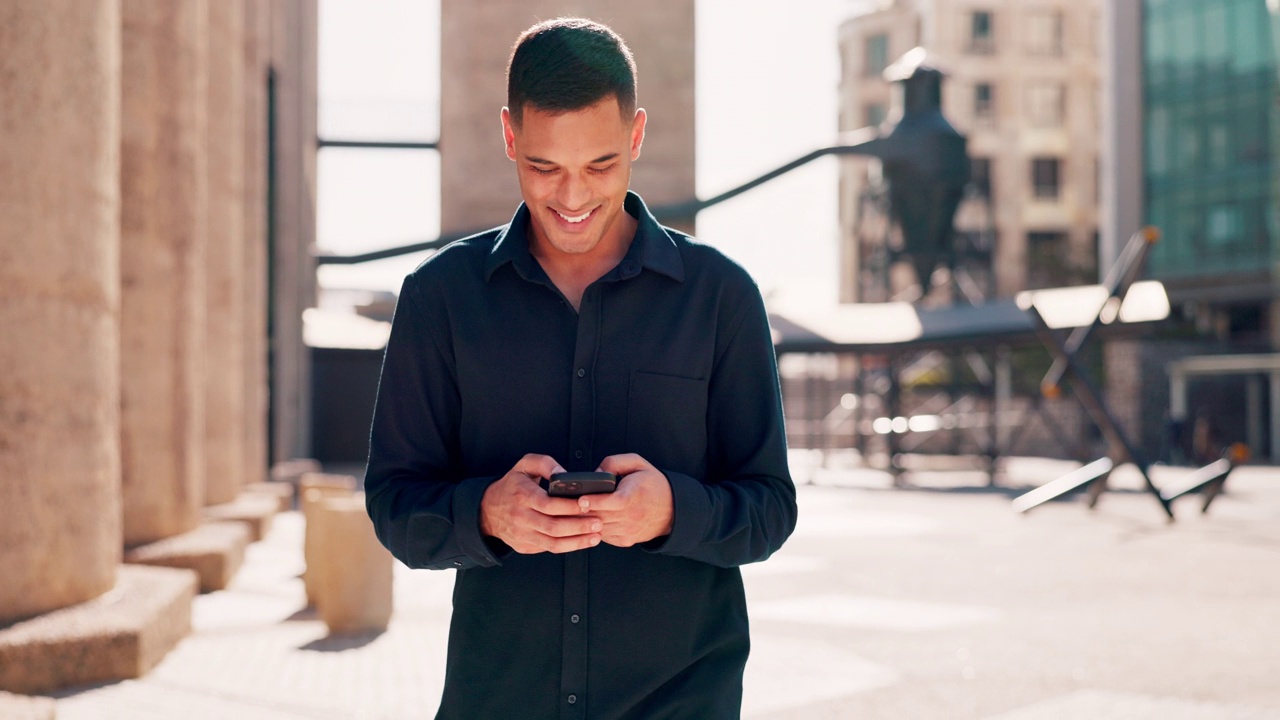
[43, 458, 1280, 719]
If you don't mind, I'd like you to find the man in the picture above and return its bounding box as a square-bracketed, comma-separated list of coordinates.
[364, 17, 796, 719]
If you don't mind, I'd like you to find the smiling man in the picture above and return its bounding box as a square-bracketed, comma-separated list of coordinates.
[364, 18, 796, 720]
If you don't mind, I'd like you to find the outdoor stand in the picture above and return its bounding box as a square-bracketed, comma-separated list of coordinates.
[1012, 228, 1176, 519]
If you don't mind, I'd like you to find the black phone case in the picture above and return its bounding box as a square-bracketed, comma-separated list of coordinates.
[547, 471, 618, 497]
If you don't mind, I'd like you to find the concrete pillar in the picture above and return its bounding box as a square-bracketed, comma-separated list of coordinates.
[440, 1, 696, 235]
[270, 0, 320, 466]
[0, 0, 123, 623]
[314, 493, 394, 634]
[243, 0, 272, 490]
[1101, 0, 1143, 276]
[119, 0, 209, 545]
[204, 0, 249, 506]
[300, 473, 357, 605]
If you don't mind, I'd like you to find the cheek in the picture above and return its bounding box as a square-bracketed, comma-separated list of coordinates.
[516, 171, 553, 198]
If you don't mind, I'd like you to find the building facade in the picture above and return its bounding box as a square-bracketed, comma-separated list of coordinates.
[0, 0, 316, 692]
[1101, 0, 1280, 460]
[838, 0, 1102, 302]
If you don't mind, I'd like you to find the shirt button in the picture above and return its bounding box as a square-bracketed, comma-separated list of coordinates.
[576, 368, 586, 378]
[567, 694, 577, 705]
[574, 450, 584, 459]
[570, 614, 580, 624]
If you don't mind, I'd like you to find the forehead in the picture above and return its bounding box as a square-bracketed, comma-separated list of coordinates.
[513, 97, 631, 152]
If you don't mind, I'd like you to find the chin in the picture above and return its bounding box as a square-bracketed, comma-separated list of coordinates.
[548, 234, 602, 255]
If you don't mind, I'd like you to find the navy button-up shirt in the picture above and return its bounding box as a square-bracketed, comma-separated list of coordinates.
[365, 192, 797, 720]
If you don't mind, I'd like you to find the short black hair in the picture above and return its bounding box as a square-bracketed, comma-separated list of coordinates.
[506, 17, 637, 127]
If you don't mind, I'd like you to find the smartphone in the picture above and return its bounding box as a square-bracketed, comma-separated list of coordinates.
[547, 471, 618, 498]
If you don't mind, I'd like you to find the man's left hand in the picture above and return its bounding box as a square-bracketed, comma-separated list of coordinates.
[582, 454, 674, 547]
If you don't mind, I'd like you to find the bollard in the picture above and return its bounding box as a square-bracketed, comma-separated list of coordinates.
[301, 479, 356, 606]
[313, 493, 393, 634]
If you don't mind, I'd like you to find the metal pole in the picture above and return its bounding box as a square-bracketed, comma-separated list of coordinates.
[1026, 304, 1175, 519]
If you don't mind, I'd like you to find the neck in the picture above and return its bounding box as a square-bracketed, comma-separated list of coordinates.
[530, 212, 638, 311]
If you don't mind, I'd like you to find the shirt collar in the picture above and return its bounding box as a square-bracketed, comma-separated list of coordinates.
[484, 191, 685, 283]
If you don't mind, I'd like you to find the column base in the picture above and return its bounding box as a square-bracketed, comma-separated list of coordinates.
[204, 492, 278, 541]
[124, 522, 250, 593]
[0, 565, 196, 695]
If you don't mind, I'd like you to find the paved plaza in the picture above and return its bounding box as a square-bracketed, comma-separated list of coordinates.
[40, 457, 1280, 719]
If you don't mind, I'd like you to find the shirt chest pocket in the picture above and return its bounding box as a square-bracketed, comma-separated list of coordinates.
[626, 370, 708, 476]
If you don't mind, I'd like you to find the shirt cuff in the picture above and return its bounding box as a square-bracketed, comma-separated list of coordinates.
[451, 475, 505, 567]
[643, 470, 709, 557]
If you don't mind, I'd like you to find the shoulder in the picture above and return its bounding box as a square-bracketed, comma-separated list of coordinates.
[401, 227, 501, 299]
[666, 227, 762, 300]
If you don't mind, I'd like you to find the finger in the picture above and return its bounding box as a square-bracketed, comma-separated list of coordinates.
[577, 490, 622, 512]
[542, 532, 602, 554]
[529, 493, 591, 516]
[516, 453, 566, 480]
[529, 513, 602, 538]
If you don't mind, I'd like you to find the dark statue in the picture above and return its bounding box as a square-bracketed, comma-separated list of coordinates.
[840, 48, 970, 291]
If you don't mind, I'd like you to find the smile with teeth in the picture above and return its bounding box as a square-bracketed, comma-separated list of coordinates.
[555, 207, 595, 224]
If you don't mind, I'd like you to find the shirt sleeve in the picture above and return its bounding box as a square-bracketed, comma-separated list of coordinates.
[363, 277, 505, 570]
[645, 282, 798, 567]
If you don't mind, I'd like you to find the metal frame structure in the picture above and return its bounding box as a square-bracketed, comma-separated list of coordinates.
[1011, 228, 1238, 520]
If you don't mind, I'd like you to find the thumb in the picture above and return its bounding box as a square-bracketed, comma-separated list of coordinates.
[598, 453, 647, 476]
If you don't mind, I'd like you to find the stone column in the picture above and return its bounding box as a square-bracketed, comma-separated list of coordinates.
[119, 0, 209, 546]
[0, 0, 122, 622]
[269, 0, 320, 466]
[205, 0, 249, 506]
[243, 0, 272, 488]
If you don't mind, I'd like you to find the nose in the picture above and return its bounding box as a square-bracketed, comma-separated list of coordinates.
[557, 171, 590, 211]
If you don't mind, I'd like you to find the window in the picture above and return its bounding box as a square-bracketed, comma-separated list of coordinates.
[1026, 82, 1064, 127]
[1031, 158, 1061, 199]
[1026, 10, 1063, 56]
[970, 157, 992, 197]
[1026, 231, 1068, 289]
[866, 34, 889, 76]
[974, 82, 994, 122]
[969, 11, 995, 54]
[865, 103, 887, 127]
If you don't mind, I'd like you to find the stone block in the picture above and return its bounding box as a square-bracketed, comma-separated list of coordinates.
[0, 565, 195, 695]
[203, 492, 277, 542]
[301, 482, 357, 606]
[244, 481, 294, 513]
[312, 494, 393, 634]
[123, 522, 250, 593]
[0, 691, 55, 720]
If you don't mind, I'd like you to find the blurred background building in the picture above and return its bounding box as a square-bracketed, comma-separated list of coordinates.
[838, 0, 1102, 302]
[1103, 0, 1280, 460]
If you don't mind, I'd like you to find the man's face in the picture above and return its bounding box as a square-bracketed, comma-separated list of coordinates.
[502, 96, 646, 258]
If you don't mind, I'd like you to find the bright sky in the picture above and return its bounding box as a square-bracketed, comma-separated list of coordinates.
[316, 0, 859, 309]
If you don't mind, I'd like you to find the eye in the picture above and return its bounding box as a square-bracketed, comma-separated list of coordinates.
[588, 164, 616, 175]
[529, 165, 557, 175]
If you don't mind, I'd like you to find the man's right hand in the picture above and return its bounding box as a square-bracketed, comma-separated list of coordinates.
[479, 454, 602, 554]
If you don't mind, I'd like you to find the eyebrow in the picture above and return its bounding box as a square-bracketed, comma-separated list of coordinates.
[525, 152, 621, 165]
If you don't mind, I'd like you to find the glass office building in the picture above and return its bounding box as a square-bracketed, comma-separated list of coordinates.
[1143, 0, 1279, 293]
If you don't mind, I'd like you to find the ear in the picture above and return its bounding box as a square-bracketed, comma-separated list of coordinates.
[501, 107, 517, 161]
[630, 108, 647, 161]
